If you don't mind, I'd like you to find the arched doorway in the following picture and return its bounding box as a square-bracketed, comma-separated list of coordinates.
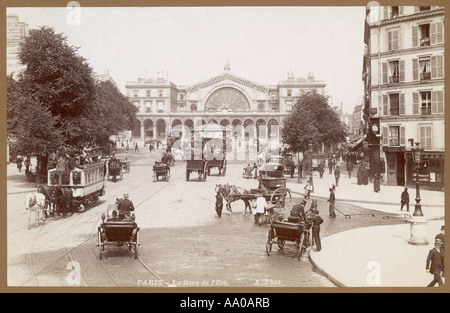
[156, 119, 166, 138]
[144, 119, 153, 139]
[132, 119, 141, 138]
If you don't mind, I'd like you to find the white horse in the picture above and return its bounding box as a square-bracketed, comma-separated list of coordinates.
[25, 192, 47, 228]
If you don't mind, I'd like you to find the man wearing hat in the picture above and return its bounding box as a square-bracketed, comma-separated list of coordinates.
[117, 193, 135, 219]
[436, 225, 445, 246]
[327, 187, 336, 218]
[426, 238, 445, 287]
[290, 200, 307, 221]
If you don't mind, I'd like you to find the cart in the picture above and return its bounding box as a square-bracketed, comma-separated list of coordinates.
[97, 205, 139, 259]
[153, 163, 170, 182]
[108, 159, 123, 182]
[206, 158, 227, 176]
[186, 159, 208, 181]
[266, 218, 311, 260]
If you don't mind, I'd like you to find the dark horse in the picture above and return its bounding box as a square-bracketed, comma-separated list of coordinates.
[215, 184, 252, 213]
[54, 186, 75, 216]
[36, 185, 57, 217]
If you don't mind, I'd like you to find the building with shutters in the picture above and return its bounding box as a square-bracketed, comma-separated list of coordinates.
[364, 5, 444, 190]
[125, 68, 326, 158]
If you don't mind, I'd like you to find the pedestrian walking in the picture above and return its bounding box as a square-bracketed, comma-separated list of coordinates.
[327, 187, 336, 218]
[16, 155, 23, 172]
[400, 187, 410, 212]
[328, 158, 334, 174]
[135, 142, 139, 152]
[215, 191, 223, 218]
[346, 160, 353, 178]
[318, 162, 324, 178]
[373, 173, 380, 192]
[334, 165, 340, 187]
[426, 238, 445, 287]
[357, 164, 363, 185]
[310, 208, 323, 252]
[24, 157, 32, 172]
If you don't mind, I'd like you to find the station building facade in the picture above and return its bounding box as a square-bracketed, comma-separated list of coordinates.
[125, 69, 326, 154]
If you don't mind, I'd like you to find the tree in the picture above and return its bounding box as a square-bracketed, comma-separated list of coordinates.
[17, 26, 97, 148]
[281, 90, 347, 155]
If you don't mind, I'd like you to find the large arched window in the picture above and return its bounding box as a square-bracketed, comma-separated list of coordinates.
[205, 87, 250, 112]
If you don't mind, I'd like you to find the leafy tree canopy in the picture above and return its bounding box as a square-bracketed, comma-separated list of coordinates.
[281, 89, 347, 154]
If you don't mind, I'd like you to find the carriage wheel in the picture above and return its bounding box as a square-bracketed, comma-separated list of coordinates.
[277, 239, 285, 249]
[270, 187, 292, 214]
[266, 230, 273, 256]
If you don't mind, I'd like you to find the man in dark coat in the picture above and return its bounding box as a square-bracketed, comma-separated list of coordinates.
[290, 200, 307, 221]
[401, 188, 410, 211]
[310, 209, 324, 252]
[215, 191, 223, 218]
[318, 162, 324, 178]
[334, 166, 341, 187]
[117, 193, 135, 219]
[426, 239, 445, 287]
[327, 188, 336, 218]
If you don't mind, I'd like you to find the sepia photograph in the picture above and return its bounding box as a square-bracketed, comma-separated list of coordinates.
[3, 1, 447, 295]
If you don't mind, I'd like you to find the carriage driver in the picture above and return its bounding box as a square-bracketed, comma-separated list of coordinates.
[117, 193, 135, 219]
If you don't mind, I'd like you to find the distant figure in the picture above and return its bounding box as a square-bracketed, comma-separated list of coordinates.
[327, 187, 336, 218]
[373, 173, 380, 192]
[215, 191, 223, 218]
[400, 188, 410, 212]
[334, 166, 341, 187]
[135, 143, 139, 152]
[16, 156, 23, 172]
[318, 162, 324, 178]
[346, 161, 353, 178]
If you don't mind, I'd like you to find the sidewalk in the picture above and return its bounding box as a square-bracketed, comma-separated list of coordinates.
[287, 167, 445, 288]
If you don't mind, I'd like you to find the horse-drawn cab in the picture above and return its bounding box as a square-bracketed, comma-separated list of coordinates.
[108, 158, 123, 182]
[97, 203, 139, 260]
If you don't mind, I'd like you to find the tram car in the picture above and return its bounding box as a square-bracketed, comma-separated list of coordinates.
[48, 161, 106, 210]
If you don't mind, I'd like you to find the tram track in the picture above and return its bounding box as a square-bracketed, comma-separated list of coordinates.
[19, 155, 177, 288]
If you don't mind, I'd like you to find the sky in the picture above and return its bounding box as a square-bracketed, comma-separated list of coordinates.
[7, 6, 367, 114]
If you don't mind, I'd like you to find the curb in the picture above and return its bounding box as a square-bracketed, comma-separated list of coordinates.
[289, 190, 444, 208]
[308, 253, 346, 288]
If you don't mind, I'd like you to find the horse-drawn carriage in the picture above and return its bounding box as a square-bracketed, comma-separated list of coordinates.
[153, 162, 170, 182]
[97, 204, 139, 260]
[47, 160, 106, 214]
[265, 218, 312, 260]
[108, 158, 123, 182]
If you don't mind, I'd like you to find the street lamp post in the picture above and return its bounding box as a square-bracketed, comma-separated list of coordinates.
[408, 142, 428, 245]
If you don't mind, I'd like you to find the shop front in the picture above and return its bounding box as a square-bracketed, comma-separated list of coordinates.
[405, 151, 445, 191]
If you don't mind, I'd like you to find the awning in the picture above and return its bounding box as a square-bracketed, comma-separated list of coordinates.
[346, 133, 366, 150]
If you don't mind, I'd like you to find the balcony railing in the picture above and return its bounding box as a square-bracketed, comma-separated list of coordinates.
[421, 107, 431, 115]
[420, 72, 431, 80]
[390, 109, 399, 116]
[389, 75, 399, 84]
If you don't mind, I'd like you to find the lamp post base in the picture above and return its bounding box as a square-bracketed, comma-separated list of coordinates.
[408, 216, 429, 246]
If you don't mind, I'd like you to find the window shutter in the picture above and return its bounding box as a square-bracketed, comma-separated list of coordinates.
[393, 29, 399, 50]
[400, 126, 405, 145]
[383, 95, 388, 115]
[431, 23, 437, 45]
[399, 6, 404, 16]
[382, 127, 388, 145]
[412, 58, 419, 80]
[384, 6, 389, 19]
[431, 56, 437, 78]
[431, 91, 437, 114]
[399, 93, 405, 114]
[438, 90, 444, 114]
[387, 31, 392, 51]
[412, 26, 418, 47]
[399, 60, 405, 82]
[436, 22, 443, 44]
[437, 55, 443, 78]
[413, 92, 419, 114]
[382, 62, 388, 84]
